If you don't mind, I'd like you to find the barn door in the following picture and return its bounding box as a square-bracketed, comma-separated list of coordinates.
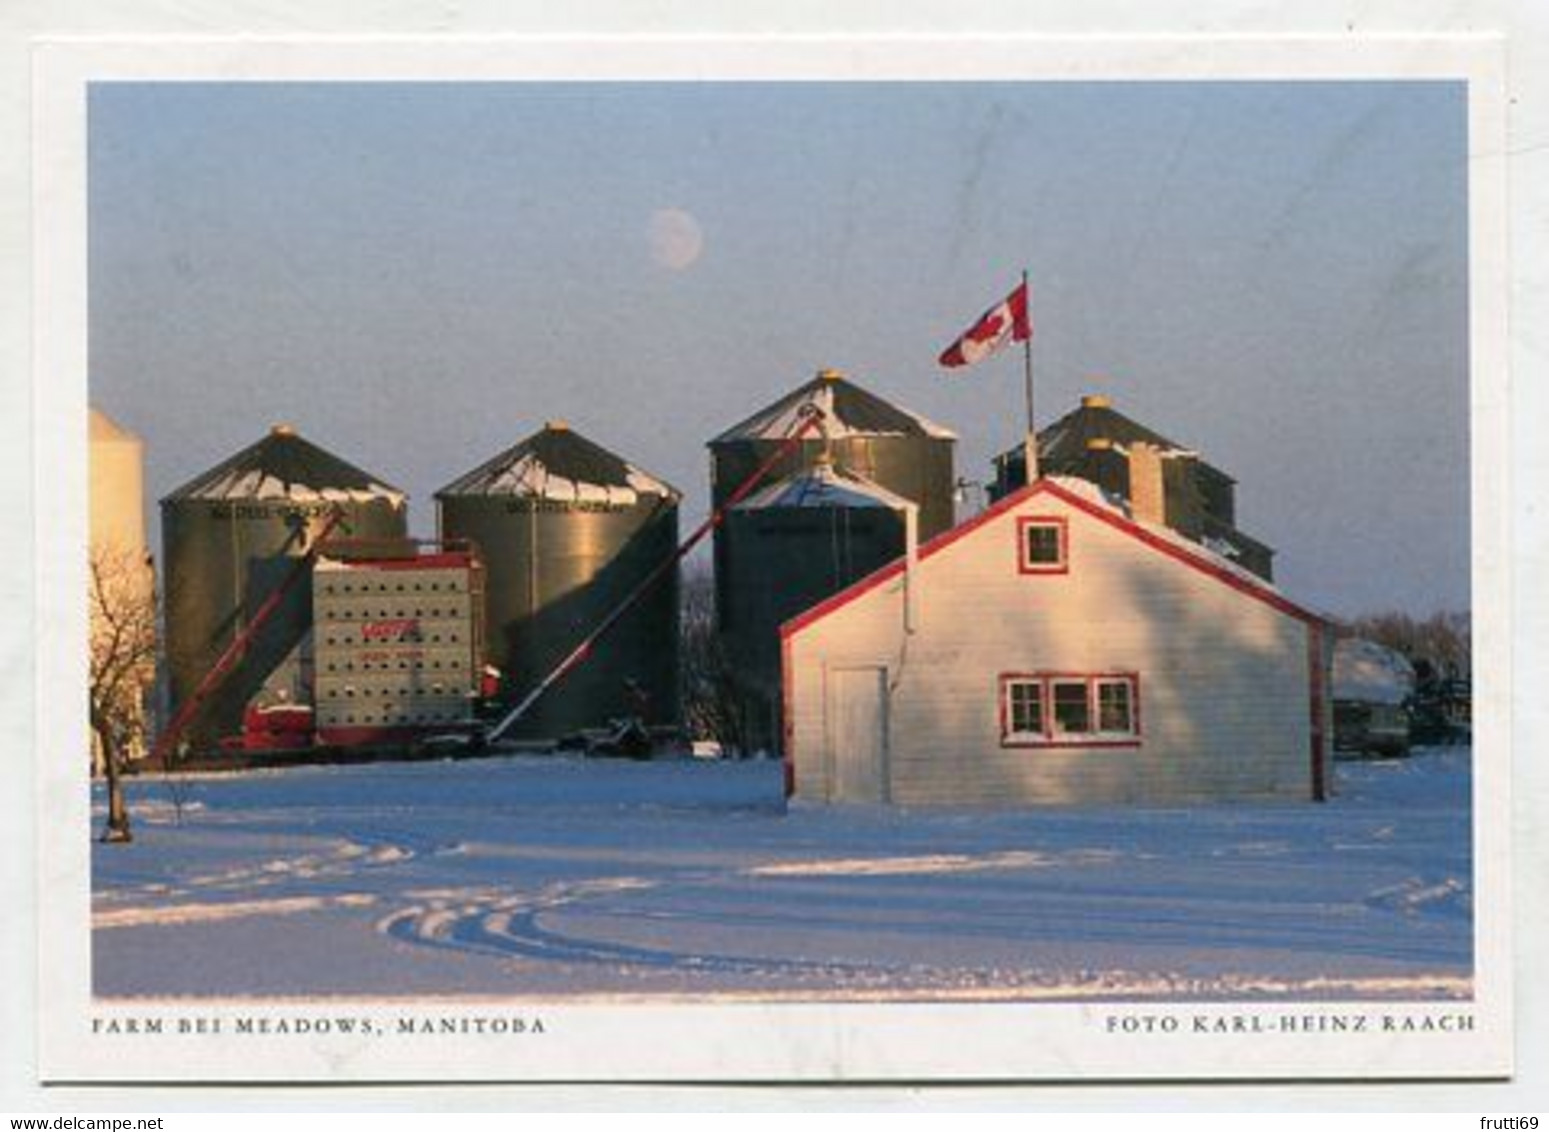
[827, 666, 889, 803]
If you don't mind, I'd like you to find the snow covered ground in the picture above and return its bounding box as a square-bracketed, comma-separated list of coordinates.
[91, 747, 1472, 1002]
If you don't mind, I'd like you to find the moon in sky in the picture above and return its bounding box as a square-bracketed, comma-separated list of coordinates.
[648, 208, 704, 271]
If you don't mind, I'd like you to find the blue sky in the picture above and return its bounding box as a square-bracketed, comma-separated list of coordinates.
[88, 80, 1469, 615]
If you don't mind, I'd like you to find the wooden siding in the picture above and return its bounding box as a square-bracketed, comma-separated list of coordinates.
[787, 488, 1323, 806]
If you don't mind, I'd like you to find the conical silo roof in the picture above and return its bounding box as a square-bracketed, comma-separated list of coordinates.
[711, 369, 956, 444]
[735, 460, 915, 512]
[436, 421, 679, 507]
[1033, 394, 1228, 481]
[162, 424, 405, 506]
[90, 406, 139, 443]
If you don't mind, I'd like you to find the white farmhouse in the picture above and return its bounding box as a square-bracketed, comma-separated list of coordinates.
[781, 473, 1333, 806]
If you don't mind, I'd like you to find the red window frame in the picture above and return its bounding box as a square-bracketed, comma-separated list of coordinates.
[998, 671, 1142, 748]
[1017, 515, 1069, 575]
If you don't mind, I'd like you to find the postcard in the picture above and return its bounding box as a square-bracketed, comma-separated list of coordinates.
[32, 34, 1510, 1083]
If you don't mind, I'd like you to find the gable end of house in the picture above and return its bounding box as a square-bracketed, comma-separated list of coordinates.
[781, 478, 1327, 644]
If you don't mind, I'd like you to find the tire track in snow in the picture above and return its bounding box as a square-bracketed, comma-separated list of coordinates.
[377, 875, 889, 980]
[374, 874, 1472, 999]
[374, 849, 1131, 982]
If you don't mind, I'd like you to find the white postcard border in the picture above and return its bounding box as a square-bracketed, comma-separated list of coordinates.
[33, 34, 1512, 1083]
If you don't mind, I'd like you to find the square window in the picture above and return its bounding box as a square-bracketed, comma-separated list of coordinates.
[1026, 526, 1060, 563]
[1019, 517, 1067, 573]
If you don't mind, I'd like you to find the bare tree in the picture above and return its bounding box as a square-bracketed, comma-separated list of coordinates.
[679, 564, 748, 756]
[89, 546, 157, 843]
[1344, 610, 1471, 679]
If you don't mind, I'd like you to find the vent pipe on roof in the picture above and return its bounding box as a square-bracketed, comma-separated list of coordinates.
[1082, 393, 1112, 410]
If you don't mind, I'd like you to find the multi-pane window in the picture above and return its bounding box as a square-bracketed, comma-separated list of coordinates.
[1001, 673, 1140, 746]
[1018, 517, 1068, 573]
[1007, 680, 1044, 737]
[1097, 679, 1133, 733]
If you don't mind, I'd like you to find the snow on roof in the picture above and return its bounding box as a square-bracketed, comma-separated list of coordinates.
[1010, 399, 1232, 485]
[735, 461, 916, 512]
[784, 473, 1327, 643]
[450, 451, 669, 505]
[1041, 475, 1290, 596]
[712, 372, 957, 444]
[1200, 534, 1243, 560]
[1040, 400, 1189, 458]
[164, 427, 406, 508]
[183, 469, 404, 505]
[1333, 639, 1415, 705]
[437, 425, 679, 507]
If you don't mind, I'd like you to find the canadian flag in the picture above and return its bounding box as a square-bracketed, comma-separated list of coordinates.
[938, 281, 1031, 368]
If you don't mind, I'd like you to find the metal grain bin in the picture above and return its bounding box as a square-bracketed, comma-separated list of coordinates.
[990, 393, 1275, 580]
[89, 407, 148, 561]
[89, 407, 154, 769]
[709, 368, 956, 537]
[721, 459, 912, 752]
[435, 421, 681, 741]
[160, 424, 408, 749]
[709, 369, 955, 647]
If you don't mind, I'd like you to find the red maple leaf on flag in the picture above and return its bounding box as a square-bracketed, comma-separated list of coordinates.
[939, 282, 1030, 368]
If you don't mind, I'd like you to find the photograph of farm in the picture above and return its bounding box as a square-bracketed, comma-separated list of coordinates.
[85, 77, 1472, 1003]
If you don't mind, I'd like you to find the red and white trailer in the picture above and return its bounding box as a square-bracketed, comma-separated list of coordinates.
[309, 544, 487, 748]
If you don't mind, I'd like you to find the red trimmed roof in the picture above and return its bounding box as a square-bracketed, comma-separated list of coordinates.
[781, 477, 1325, 640]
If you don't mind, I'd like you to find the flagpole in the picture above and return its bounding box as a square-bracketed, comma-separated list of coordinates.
[1020, 269, 1038, 486]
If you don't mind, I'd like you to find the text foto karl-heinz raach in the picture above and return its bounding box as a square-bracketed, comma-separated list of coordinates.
[1105, 1011, 1475, 1035]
